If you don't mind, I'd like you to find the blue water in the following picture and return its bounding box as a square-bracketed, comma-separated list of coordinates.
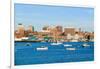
[15, 42, 94, 65]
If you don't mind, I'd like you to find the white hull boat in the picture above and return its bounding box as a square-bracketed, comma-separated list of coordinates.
[66, 48, 76, 50]
[37, 46, 48, 51]
[83, 43, 90, 47]
[51, 42, 62, 45]
[64, 44, 72, 47]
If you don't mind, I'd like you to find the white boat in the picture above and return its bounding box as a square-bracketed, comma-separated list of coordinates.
[51, 42, 62, 45]
[83, 43, 90, 47]
[66, 48, 76, 50]
[64, 44, 72, 47]
[36, 46, 48, 51]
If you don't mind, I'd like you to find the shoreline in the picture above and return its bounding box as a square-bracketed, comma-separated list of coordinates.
[14, 41, 94, 43]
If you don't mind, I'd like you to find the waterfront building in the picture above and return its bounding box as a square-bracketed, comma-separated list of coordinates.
[14, 24, 94, 42]
[64, 27, 75, 35]
[66, 33, 72, 41]
[16, 23, 25, 38]
[74, 34, 80, 40]
[42, 26, 51, 32]
[28, 25, 34, 32]
[55, 26, 63, 33]
[14, 31, 21, 38]
[90, 32, 94, 39]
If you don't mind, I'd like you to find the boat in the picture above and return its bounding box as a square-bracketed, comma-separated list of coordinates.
[25, 43, 32, 46]
[36, 46, 48, 51]
[64, 44, 72, 47]
[82, 43, 90, 47]
[51, 42, 62, 45]
[66, 48, 76, 50]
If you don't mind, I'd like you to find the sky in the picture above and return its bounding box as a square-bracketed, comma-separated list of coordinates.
[15, 3, 94, 32]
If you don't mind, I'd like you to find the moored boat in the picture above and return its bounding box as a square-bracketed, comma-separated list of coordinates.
[82, 43, 90, 47]
[64, 44, 72, 47]
[66, 48, 76, 50]
[36, 46, 48, 51]
[51, 42, 62, 45]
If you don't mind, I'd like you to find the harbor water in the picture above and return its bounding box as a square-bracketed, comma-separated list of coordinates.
[15, 41, 94, 65]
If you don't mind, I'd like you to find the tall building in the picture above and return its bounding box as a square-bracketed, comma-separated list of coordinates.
[42, 26, 50, 32]
[50, 27, 58, 41]
[28, 25, 34, 32]
[55, 26, 63, 32]
[64, 27, 75, 35]
[17, 23, 25, 37]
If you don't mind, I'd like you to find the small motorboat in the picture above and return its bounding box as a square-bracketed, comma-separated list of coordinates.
[51, 42, 62, 45]
[64, 44, 72, 47]
[66, 48, 76, 50]
[36, 46, 48, 51]
[25, 43, 32, 46]
[82, 43, 90, 47]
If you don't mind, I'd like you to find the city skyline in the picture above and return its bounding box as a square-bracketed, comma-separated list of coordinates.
[15, 3, 94, 32]
[15, 23, 92, 33]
